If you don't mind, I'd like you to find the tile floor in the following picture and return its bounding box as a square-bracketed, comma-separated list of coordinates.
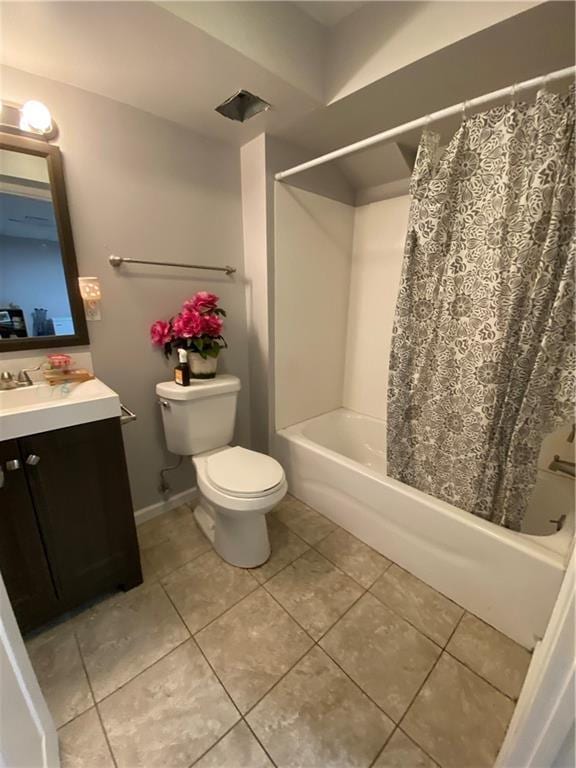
[26, 495, 532, 768]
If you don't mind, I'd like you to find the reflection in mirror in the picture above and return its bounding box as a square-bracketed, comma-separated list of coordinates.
[0, 148, 75, 339]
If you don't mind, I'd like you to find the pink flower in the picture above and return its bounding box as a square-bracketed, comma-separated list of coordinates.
[172, 308, 204, 338]
[184, 291, 219, 313]
[150, 320, 172, 346]
[202, 313, 223, 337]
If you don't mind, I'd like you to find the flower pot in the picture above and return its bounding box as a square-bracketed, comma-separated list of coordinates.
[188, 352, 218, 379]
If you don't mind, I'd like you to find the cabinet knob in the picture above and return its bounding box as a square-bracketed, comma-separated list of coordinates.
[26, 454, 41, 466]
[6, 459, 21, 471]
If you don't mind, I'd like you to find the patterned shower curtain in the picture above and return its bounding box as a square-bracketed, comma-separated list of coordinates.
[387, 86, 575, 531]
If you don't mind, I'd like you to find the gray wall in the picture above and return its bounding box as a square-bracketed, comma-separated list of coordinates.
[1, 66, 251, 511]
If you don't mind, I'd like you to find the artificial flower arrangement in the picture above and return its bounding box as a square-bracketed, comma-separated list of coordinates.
[150, 292, 226, 378]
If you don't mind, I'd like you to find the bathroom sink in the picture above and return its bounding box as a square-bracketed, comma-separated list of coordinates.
[0, 379, 121, 440]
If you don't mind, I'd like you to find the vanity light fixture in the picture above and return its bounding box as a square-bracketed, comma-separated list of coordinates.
[78, 277, 102, 321]
[19, 100, 53, 135]
[0, 99, 56, 138]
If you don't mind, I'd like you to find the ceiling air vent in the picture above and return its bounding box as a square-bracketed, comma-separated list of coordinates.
[215, 90, 271, 122]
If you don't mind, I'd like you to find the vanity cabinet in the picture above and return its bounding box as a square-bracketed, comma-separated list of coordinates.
[0, 439, 59, 630]
[0, 418, 142, 633]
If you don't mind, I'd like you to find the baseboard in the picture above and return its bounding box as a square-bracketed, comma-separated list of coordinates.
[134, 487, 198, 526]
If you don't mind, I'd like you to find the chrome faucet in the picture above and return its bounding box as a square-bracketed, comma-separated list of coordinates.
[17, 365, 42, 386]
[0, 365, 42, 390]
[548, 455, 575, 478]
[0, 372, 17, 390]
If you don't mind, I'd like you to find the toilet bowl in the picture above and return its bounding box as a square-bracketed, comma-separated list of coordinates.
[193, 446, 287, 567]
[155, 376, 287, 568]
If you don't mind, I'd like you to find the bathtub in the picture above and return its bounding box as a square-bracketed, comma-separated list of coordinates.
[274, 409, 574, 649]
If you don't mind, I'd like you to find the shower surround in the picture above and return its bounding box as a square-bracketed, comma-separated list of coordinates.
[274, 409, 573, 649]
[273, 91, 575, 647]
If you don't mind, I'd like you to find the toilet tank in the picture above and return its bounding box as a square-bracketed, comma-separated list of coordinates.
[156, 375, 241, 456]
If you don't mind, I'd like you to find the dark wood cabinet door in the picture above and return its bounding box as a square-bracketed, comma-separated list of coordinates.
[21, 418, 142, 608]
[0, 439, 59, 632]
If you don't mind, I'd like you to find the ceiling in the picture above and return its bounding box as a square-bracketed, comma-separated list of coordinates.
[283, 1, 575, 181]
[0, 1, 323, 148]
[295, 2, 365, 26]
[0, 193, 59, 242]
[1, 1, 574, 194]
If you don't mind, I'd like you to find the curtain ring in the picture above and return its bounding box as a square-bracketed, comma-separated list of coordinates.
[424, 114, 432, 131]
[461, 100, 469, 121]
[510, 83, 517, 107]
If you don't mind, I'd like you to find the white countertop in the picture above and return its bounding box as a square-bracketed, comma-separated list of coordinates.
[0, 379, 121, 441]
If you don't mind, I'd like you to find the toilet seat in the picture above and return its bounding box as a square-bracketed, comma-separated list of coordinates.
[204, 446, 285, 499]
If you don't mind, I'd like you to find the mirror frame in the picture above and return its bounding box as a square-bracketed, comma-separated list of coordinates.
[0, 131, 89, 351]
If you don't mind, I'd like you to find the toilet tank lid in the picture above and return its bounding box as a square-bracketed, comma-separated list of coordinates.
[156, 375, 241, 401]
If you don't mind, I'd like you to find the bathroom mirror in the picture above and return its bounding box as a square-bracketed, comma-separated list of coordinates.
[0, 132, 88, 351]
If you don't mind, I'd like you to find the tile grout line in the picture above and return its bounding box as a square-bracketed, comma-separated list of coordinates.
[238, 580, 407, 767]
[143, 501, 450, 765]
[47, 500, 523, 768]
[241, 718, 279, 768]
[282, 499, 503, 649]
[367, 726, 397, 768]
[91, 635, 192, 707]
[161, 579, 276, 768]
[255, 544, 455, 728]
[391, 611, 468, 767]
[137, 504, 212, 581]
[279, 504, 471, 656]
[158, 580, 240, 719]
[253, 579, 402, 724]
[159, 581, 279, 768]
[186, 582, 303, 767]
[366, 585, 454, 652]
[441, 645, 519, 704]
[170, 575, 261, 637]
[297, 509, 529, 701]
[71, 632, 119, 768]
[185, 720, 245, 768]
[238, 522, 466, 733]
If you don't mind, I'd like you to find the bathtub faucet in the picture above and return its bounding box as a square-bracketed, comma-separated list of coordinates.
[548, 455, 575, 478]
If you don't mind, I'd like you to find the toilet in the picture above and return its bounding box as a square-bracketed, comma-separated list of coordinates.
[156, 375, 287, 567]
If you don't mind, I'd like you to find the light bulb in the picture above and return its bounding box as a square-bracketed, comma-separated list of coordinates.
[19, 100, 52, 134]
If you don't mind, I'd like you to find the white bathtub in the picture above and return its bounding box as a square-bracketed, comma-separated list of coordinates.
[274, 408, 574, 649]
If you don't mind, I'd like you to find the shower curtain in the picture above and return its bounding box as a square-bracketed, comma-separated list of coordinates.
[388, 86, 575, 530]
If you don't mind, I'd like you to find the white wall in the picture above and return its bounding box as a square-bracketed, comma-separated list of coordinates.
[552, 723, 575, 768]
[242, 135, 356, 452]
[1, 65, 251, 511]
[275, 184, 354, 429]
[241, 135, 271, 453]
[343, 195, 411, 421]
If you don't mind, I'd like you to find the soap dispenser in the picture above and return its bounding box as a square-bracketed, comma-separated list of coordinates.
[174, 348, 190, 386]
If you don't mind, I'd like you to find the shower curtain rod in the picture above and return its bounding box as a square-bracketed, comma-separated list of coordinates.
[274, 65, 576, 181]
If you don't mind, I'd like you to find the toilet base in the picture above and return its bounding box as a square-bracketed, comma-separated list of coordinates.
[194, 503, 215, 544]
[193, 496, 271, 569]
